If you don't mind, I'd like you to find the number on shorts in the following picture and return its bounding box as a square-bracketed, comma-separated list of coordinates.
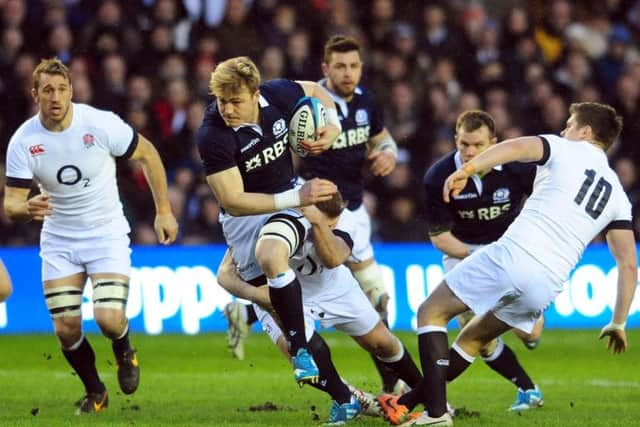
[574, 169, 612, 219]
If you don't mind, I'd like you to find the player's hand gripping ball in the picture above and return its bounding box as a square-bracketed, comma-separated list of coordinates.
[288, 96, 326, 157]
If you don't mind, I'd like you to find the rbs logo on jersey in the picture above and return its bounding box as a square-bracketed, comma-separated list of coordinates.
[244, 138, 287, 172]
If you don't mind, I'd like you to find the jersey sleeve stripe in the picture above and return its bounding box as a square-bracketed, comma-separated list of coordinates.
[6, 177, 33, 188]
[332, 229, 354, 249]
[605, 220, 633, 231]
[118, 126, 139, 159]
[536, 136, 551, 165]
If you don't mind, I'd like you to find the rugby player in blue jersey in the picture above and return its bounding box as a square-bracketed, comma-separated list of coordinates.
[223, 36, 405, 393]
[196, 56, 342, 385]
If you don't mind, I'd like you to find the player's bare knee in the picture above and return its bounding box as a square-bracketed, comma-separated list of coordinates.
[479, 338, 499, 358]
[417, 299, 443, 324]
[53, 316, 82, 346]
[91, 278, 129, 337]
[256, 214, 305, 276]
[255, 243, 289, 276]
[94, 308, 127, 338]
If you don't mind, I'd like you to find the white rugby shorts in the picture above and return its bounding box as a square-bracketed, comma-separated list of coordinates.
[40, 231, 131, 281]
[444, 240, 564, 333]
[255, 283, 379, 344]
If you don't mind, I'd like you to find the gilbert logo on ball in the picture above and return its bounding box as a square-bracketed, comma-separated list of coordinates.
[288, 97, 326, 157]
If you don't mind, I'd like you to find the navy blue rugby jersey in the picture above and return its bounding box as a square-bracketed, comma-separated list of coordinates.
[423, 151, 536, 244]
[196, 79, 304, 194]
[300, 81, 384, 210]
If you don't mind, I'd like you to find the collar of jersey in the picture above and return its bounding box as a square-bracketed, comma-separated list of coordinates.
[319, 78, 362, 118]
[230, 95, 270, 135]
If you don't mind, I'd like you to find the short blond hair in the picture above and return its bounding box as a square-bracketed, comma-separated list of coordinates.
[32, 57, 71, 91]
[209, 56, 260, 98]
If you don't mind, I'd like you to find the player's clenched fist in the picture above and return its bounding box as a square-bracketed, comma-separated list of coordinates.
[299, 178, 337, 205]
[154, 212, 179, 244]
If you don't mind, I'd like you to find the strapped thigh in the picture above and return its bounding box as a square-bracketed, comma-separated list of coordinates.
[257, 213, 306, 257]
[44, 286, 83, 318]
[92, 278, 129, 311]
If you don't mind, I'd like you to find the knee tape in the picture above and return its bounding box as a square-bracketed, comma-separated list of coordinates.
[45, 286, 83, 319]
[92, 278, 129, 310]
[257, 213, 305, 257]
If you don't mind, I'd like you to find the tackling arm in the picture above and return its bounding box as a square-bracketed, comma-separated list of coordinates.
[217, 248, 271, 309]
[301, 205, 351, 268]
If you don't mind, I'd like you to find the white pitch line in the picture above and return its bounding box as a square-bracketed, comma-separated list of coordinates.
[0, 369, 639, 388]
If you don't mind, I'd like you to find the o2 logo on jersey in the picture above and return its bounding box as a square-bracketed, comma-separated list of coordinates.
[56, 165, 90, 187]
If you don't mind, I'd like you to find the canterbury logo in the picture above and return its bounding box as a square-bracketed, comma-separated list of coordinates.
[29, 144, 45, 156]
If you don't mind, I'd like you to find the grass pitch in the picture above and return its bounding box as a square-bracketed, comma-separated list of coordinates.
[0, 329, 638, 426]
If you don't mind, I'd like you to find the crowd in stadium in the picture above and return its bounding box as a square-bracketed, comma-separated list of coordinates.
[2, 0, 640, 246]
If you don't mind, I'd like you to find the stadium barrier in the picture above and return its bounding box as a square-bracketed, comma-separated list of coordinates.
[1, 244, 638, 334]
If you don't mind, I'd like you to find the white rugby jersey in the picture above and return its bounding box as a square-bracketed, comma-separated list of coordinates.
[6, 103, 137, 238]
[502, 134, 632, 280]
[290, 208, 360, 302]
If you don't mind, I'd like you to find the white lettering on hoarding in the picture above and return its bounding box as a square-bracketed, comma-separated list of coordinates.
[81, 266, 232, 335]
[403, 263, 639, 327]
[73, 262, 638, 334]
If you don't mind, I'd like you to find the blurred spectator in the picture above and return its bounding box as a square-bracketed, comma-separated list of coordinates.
[534, 0, 573, 65]
[216, 0, 262, 59]
[378, 193, 426, 242]
[284, 30, 317, 80]
[259, 45, 286, 81]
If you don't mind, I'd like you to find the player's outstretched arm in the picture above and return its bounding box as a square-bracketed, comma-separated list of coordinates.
[207, 168, 337, 215]
[217, 248, 272, 310]
[300, 205, 351, 268]
[444, 136, 545, 203]
[367, 129, 397, 177]
[599, 228, 638, 354]
[297, 81, 342, 154]
[128, 134, 178, 244]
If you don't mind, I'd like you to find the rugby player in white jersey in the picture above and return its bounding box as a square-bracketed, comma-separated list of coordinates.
[217, 192, 422, 424]
[3, 58, 178, 414]
[399, 102, 637, 426]
[379, 111, 546, 425]
[196, 57, 341, 386]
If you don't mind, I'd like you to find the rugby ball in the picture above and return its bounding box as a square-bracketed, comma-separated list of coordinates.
[288, 96, 326, 157]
